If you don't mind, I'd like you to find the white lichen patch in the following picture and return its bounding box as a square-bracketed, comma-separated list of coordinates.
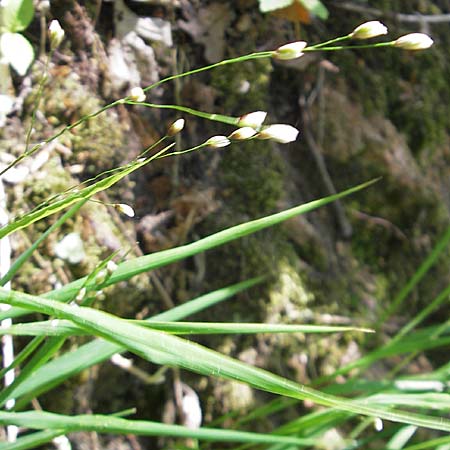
[267, 259, 314, 323]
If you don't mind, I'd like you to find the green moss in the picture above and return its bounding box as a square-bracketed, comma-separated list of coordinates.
[326, 11, 450, 154]
[220, 142, 284, 216]
[21, 157, 74, 207]
[210, 58, 272, 113]
[267, 259, 314, 323]
[28, 69, 126, 177]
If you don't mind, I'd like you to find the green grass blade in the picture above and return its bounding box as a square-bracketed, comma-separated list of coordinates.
[0, 252, 122, 408]
[314, 324, 450, 384]
[0, 146, 172, 240]
[129, 102, 239, 125]
[324, 371, 448, 399]
[0, 337, 65, 408]
[0, 430, 65, 450]
[0, 100, 124, 178]
[0, 336, 44, 380]
[403, 436, 450, 450]
[236, 416, 356, 450]
[209, 397, 296, 429]
[9, 279, 262, 406]
[233, 409, 350, 450]
[0, 180, 377, 321]
[0, 319, 372, 337]
[1, 288, 449, 432]
[379, 225, 450, 325]
[0, 307, 30, 321]
[101, 179, 379, 286]
[140, 322, 373, 335]
[0, 200, 88, 287]
[0, 276, 263, 323]
[45, 179, 380, 304]
[154, 277, 264, 321]
[12, 339, 110, 409]
[143, 52, 274, 93]
[386, 425, 418, 449]
[368, 393, 450, 411]
[394, 290, 450, 343]
[0, 411, 316, 446]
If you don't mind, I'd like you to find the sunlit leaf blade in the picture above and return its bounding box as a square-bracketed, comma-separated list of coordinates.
[155, 277, 264, 321]
[48, 179, 381, 303]
[0, 411, 316, 446]
[368, 393, 450, 410]
[0, 335, 43, 381]
[386, 425, 418, 450]
[0, 178, 379, 322]
[0, 337, 65, 408]
[315, 324, 450, 384]
[403, 435, 450, 450]
[9, 278, 263, 406]
[379, 225, 450, 324]
[0, 149, 172, 240]
[140, 321, 374, 334]
[0, 319, 373, 337]
[1, 288, 449, 432]
[0, 429, 64, 450]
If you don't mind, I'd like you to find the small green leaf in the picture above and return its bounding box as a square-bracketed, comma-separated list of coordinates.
[259, 0, 293, 13]
[0, 0, 34, 32]
[0, 32, 34, 75]
[299, 0, 329, 19]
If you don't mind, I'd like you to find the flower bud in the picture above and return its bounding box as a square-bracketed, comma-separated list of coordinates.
[129, 87, 146, 102]
[49, 19, 65, 50]
[229, 127, 257, 140]
[75, 287, 87, 302]
[205, 136, 231, 148]
[115, 203, 135, 217]
[95, 270, 107, 285]
[273, 41, 307, 60]
[393, 33, 434, 50]
[257, 124, 299, 144]
[167, 118, 185, 136]
[374, 418, 383, 432]
[107, 260, 118, 273]
[238, 111, 267, 129]
[350, 21, 388, 39]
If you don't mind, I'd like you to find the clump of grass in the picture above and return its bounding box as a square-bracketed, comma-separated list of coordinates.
[0, 15, 447, 450]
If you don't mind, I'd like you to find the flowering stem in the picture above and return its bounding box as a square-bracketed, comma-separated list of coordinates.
[1, 50, 274, 178]
[136, 135, 168, 160]
[126, 101, 239, 126]
[308, 35, 351, 49]
[0, 99, 123, 177]
[305, 42, 393, 52]
[157, 143, 209, 159]
[24, 50, 55, 153]
[142, 52, 274, 93]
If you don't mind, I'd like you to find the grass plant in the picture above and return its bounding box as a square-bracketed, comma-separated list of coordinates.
[0, 15, 447, 450]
